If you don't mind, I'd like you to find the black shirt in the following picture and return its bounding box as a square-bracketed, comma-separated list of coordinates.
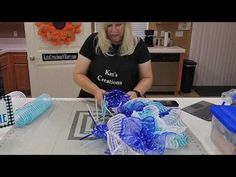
[78, 32, 150, 98]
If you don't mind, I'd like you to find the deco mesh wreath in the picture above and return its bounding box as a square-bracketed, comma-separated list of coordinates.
[35, 22, 82, 46]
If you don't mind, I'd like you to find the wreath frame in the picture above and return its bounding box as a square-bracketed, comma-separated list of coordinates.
[35, 22, 82, 46]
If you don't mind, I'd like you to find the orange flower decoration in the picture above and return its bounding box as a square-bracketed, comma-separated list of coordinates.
[35, 22, 82, 46]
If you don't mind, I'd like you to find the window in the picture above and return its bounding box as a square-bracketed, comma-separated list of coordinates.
[94, 22, 103, 33]
[94, 22, 149, 39]
[131, 22, 149, 40]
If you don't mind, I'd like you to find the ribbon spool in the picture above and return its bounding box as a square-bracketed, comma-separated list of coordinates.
[14, 93, 54, 128]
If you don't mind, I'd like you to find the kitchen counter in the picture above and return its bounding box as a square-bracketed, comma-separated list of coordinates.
[148, 46, 186, 53]
[0, 38, 27, 55]
[0, 40, 186, 55]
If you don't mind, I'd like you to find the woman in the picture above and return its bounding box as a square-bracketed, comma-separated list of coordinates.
[73, 22, 153, 104]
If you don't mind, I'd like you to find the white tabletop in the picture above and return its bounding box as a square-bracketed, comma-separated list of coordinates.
[0, 97, 223, 154]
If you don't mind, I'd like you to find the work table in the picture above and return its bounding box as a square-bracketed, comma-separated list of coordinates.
[0, 97, 223, 155]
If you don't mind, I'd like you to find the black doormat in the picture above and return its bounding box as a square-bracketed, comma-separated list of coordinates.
[193, 86, 236, 97]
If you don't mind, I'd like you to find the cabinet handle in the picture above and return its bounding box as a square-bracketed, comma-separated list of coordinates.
[29, 57, 35, 61]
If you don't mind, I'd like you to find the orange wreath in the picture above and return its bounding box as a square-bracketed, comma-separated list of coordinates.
[35, 22, 82, 46]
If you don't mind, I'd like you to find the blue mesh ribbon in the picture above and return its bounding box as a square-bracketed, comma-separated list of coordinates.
[81, 89, 189, 154]
[118, 99, 170, 118]
[232, 93, 236, 103]
[79, 123, 108, 141]
[119, 116, 168, 155]
[80, 109, 108, 141]
[104, 89, 130, 110]
[92, 123, 108, 139]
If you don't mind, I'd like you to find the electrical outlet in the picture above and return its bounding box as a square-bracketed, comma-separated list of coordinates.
[13, 31, 18, 37]
[175, 31, 183, 37]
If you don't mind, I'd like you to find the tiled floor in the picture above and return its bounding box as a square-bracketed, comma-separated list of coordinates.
[146, 89, 200, 98]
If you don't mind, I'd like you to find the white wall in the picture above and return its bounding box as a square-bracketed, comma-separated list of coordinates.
[190, 22, 236, 86]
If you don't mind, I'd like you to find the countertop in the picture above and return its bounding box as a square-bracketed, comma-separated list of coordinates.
[0, 38, 27, 55]
[148, 46, 186, 53]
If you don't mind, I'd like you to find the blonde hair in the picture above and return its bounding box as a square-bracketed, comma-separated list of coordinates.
[95, 22, 140, 56]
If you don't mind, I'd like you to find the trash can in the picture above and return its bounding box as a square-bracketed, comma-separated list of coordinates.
[181, 59, 197, 93]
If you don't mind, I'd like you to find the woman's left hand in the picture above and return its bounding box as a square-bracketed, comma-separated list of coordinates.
[127, 91, 138, 99]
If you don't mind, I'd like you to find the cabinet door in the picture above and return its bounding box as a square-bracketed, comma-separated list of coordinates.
[0, 54, 11, 94]
[152, 62, 179, 85]
[12, 53, 31, 96]
[0, 65, 11, 94]
[15, 63, 30, 91]
[150, 53, 179, 92]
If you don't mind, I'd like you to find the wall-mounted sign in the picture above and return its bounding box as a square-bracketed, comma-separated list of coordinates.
[42, 53, 78, 61]
[0, 95, 14, 128]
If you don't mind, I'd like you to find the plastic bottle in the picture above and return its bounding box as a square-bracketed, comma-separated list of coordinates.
[164, 32, 169, 47]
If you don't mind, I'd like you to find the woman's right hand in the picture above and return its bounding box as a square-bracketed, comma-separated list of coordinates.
[94, 89, 106, 106]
